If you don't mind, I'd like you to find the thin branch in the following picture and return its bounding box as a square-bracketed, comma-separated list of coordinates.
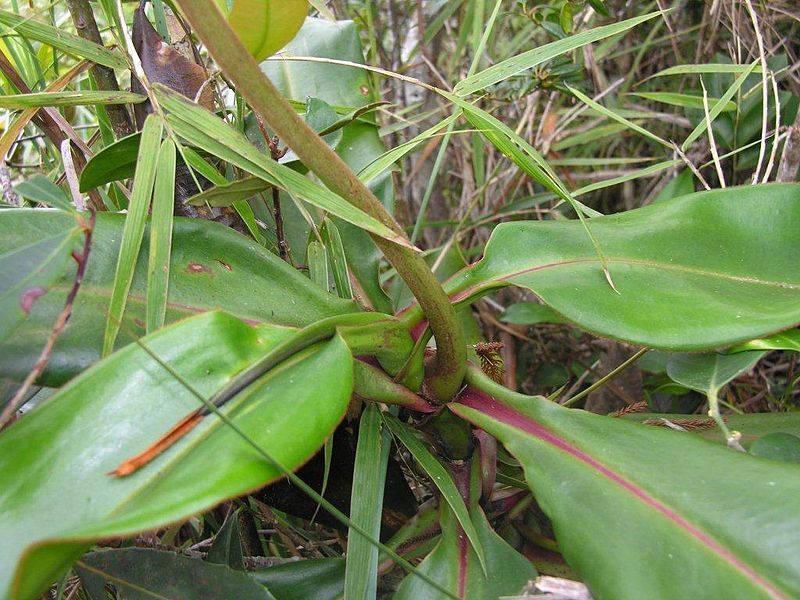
[0, 212, 96, 429]
[65, 0, 135, 138]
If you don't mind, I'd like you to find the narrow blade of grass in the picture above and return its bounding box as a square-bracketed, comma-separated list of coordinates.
[681, 62, 758, 150]
[344, 405, 388, 599]
[146, 138, 176, 333]
[0, 91, 145, 109]
[0, 9, 128, 69]
[455, 11, 662, 96]
[383, 413, 488, 576]
[573, 159, 681, 196]
[629, 92, 736, 113]
[566, 85, 671, 148]
[321, 219, 353, 300]
[103, 115, 163, 356]
[155, 86, 412, 249]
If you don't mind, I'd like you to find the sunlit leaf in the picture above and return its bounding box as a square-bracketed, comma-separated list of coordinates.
[0, 311, 353, 598]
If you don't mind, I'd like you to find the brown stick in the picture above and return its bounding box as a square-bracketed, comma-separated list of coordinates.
[777, 110, 800, 182]
[65, 0, 135, 138]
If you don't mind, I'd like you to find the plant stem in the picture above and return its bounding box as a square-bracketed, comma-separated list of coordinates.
[65, 0, 134, 139]
[173, 0, 465, 402]
[561, 348, 649, 408]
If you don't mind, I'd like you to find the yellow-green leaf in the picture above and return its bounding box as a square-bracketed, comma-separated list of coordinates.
[226, 0, 309, 62]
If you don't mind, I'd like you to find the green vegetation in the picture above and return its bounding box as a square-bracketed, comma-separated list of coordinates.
[1, 1, 799, 598]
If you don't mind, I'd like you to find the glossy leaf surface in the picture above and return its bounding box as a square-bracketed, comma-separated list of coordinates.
[667, 351, 766, 395]
[77, 548, 275, 600]
[0, 219, 80, 342]
[0, 311, 353, 599]
[251, 559, 344, 600]
[394, 460, 536, 600]
[451, 382, 800, 600]
[0, 210, 358, 385]
[227, 0, 308, 61]
[449, 184, 800, 350]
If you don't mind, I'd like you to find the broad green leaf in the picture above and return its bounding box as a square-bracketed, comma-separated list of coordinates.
[750, 433, 800, 464]
[0, 9, 128, 69]
[146, 139, 176, 333]
[451, 379, 800, 600]
[394, 458, 536, 600]
[206, 507, 245, 570]
[667, 351, 766, 396]
[622, 413, 800, 447]
[384, 414, 487, 575]
[226, 0, 308, 61]
[344, 405, 386, 599]
[0, 311, 353, 599]
[187, 176, 270, 207]
[0, 219, 81, 342]
[251, 558, 344, 600]
[445, 184, 800, 350]
[103, 116, 163, 356]
[0, 210, 358, 386]
[630, 91, 736, 112]
[0, 91, 145, 109]
[76, 548, 274, 600]
[729, 329, 800, 353]
[652, 169, 695, 203]
[14, 175, 74, 212]
[455, 11, 661, 96]
[156, 86, 411, 248]
[500, 302, 565, 325]
[79, 131, 141, 192]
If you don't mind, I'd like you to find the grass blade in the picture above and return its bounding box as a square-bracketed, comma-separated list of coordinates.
[344, 405, 387, 600]
[103, 115, 163, 356]
[155, 86, 412, 249]
[566, 84, 671, 148]
[455, 11, 662, 96]
[0, 91, 145, 109]
[0, 9, 128, 69]
[146, 139, 176, 333]
[383, 413, 488, 576]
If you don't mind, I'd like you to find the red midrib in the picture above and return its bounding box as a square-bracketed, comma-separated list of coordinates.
[454, 391, 787, 600]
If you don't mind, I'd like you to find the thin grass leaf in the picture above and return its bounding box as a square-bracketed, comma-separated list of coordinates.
[566, 85, 671, 148]
[321, 219, 353, 300]
[187, 176, 270, 207]
[573, 159, 682, 196]
[359, 112, 461, 185]
[641, 63, 763, 82]
[630, 92, 736, 112]
[383, 414, 488, 576]
[0, 60, 87, 161]
[0, 91, 145, 109]
[102, 115, 163, 356]
[0, 9, 128, 69]
[146, 139, 176, 333]
[455, 11, 662, 96]
[307, 241, 330, 290]
[682, 62, 759, 150]
[155, 86, 412, 249]
[344, 405, 386, 600]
